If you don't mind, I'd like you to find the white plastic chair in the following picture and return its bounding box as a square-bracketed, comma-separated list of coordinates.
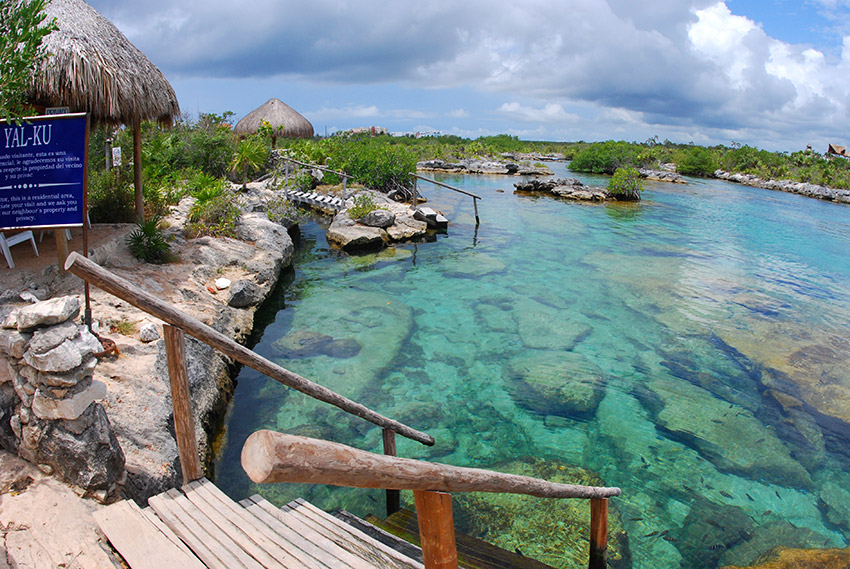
[1, 231, 39, 269]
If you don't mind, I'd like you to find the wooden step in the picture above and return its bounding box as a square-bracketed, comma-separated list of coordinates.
[366, 509, 555, 569]
[97, 478, 423, 569]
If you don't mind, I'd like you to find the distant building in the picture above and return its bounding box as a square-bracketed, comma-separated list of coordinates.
[827, 143, 848, 158]
[349, 126, 389, 136]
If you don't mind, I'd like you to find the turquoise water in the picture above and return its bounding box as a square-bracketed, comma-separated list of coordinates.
[215, 164, 850, 568]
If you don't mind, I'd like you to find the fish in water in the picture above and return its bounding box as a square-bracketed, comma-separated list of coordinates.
[708, 544, 725, 551]
[711, 418, 723, 424]
[641, 456, 649, 465]
[515, 548, 523, 556]
[746, 493, 755, 501]
[706, 520, 723, 529]
[775, 490, 782, 499]
[663, 536, 678, 543]
[720, 490, 733, 498]
[629, 517, 644, 522]
[644, 531, 659, 537]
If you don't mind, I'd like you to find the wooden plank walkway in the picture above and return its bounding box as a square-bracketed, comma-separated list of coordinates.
[282, 189, 345, 211]
[95, 478, 422, 569]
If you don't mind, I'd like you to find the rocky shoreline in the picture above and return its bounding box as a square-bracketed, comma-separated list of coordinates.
[514, 178, 612, 201]
[418, 158, 553, 176]
[714, 170, 850, 204]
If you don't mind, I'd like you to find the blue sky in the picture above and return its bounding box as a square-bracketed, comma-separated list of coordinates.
[88, 0, 850, 152]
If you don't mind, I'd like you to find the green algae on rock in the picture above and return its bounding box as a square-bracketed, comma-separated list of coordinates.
[451, 457, 630, 569]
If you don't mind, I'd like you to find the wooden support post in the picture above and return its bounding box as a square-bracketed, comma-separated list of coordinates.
[342, 176, 348, 203]
[382, 429, 401, 516]
[133, 119, 143, 222]
[54, 228, 69, 275]
[589, 498, 609, 569]
[413, 490, 458, 569]
[163, 325, 203, 484]
[412, 177, 418, 205]
[473, 197, 480, 226]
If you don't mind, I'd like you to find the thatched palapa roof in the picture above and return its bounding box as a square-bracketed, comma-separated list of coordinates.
[28, 0, 179, 125]
[234, 98, 314, 140]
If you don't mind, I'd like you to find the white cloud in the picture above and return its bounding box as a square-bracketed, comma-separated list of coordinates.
[498, 102, 579, 123]
[87, 0, 850, 150]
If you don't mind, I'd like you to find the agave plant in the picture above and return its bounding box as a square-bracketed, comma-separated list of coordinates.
[127, 216, 172, 263]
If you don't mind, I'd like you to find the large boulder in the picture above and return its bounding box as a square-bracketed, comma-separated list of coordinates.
[506, 350, 606, 419]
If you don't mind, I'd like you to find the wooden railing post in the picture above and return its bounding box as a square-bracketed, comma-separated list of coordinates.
[163, 325, 202, 484]
[473, 197, 480, 226]
[413, 490, 458, 569]
[589, 498, 608, 569]
[382, 429, 400, 516]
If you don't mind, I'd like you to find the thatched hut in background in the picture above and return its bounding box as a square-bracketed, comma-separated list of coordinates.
[234, 98, 314, 146]
[27, 0, 180, 220]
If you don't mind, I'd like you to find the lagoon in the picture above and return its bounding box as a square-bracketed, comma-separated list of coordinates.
[215, 164, 850, 568]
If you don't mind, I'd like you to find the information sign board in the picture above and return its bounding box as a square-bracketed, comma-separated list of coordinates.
[0, 113, 88, 230]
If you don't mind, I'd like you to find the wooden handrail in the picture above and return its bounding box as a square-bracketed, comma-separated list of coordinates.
[412, 174, 481, 226]
[63, 253, 435, 446]
[243, 431, 620, 569]
[242, 430, 620, 499]
[411, 174, 482, 200]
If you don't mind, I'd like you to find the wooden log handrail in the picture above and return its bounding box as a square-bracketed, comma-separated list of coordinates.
[242, 430, 621, 499]
[411, 174, 482, 200]
[412, 174, 481, 226]
[63, 253, 434, 446]
[243, 431, 620, 569]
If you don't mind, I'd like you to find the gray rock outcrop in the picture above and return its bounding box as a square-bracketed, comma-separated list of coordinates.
[0, 296, 124, 498]
[327, 191, 428, 252]
[714, 169, 850, 204]
[514, 178, 611, 201]
[418, 159, 552, 176]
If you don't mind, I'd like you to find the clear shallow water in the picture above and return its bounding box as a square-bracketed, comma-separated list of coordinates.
[215, 164, 850, 568]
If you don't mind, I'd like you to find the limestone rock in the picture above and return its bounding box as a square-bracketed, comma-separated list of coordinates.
[675, 495, 754, 569]
[31, 379, 106, 421]
[138, 322, 160, 343]
[40, 357, 97, 387]
[718, 546, 850, 569]
[24, 339, 82, 373]
[215, 277, 231, 290]
[507, 350, 606, 418]
[358, 209, 395, 228]
[16, 296, 81, 331]
[28, 321, 79, 354]
[513, 301, 592, 351]
[0, 358, 16, 384]
[228, 280, 263, 308]
[0, 329, 32, 358]
[31, 404, 125, 493]
[326, 215, 387, 251]
[72, 328, 105, 360]
[272, 330, 361, 359]
[386, 217, 428, 241]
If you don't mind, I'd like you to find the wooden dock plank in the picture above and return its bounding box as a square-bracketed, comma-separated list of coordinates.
[148, 491, 243, 569]
[191, 479, 327, 569]
[273, 497, 423, 569]
[181, 482, 289, 569]
[240, 498, 377, 569]
[140, 506, 199, 561]
[94, 500, 206, 569]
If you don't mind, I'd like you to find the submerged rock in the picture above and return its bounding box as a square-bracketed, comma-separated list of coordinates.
[674, 495, 754, 569]
[635, 378, 813, 488]
[272, 330, 361, 359]
[513, 299, 592, 351]
[452, 456, 631, 569]
[506, 350, 606, 419]
[719, 546, 850, 569]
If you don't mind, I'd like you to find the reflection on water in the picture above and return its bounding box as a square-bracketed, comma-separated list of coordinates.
[215, 164, 850, 569]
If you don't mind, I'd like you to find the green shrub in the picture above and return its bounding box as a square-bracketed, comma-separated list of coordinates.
[266, 196, 301, 226]
[347, 194, 382, 219]
[570, 141, 638, 174]
[186, 191, 241, 238]
[88, 168, 136, 223]
[127, 217, 172, 263]
[608, 167, 643, 201]
[675, 147, 718, 177]
[231, 134, 270, 187]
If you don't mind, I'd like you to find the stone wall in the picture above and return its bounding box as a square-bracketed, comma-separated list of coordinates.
[0, 295, 124, 501]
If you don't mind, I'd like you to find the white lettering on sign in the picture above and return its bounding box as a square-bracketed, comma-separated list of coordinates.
[3, 124, 53, 149]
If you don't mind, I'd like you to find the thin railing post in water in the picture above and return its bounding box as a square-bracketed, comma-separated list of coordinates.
[163, 325, 202, 483]
[382, 429, 401, 516]
[473, 197, 480, 226]
[414, 490, 458, 569]
[589, 498, 609, 569]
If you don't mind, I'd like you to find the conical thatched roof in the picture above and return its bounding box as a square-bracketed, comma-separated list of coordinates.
[27, 0, 179, 125]
[234, 98, 314, 139]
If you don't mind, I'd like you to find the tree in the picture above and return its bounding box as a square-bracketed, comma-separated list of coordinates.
[0, 0, 56, 122]
[608, 167, 643, 201]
